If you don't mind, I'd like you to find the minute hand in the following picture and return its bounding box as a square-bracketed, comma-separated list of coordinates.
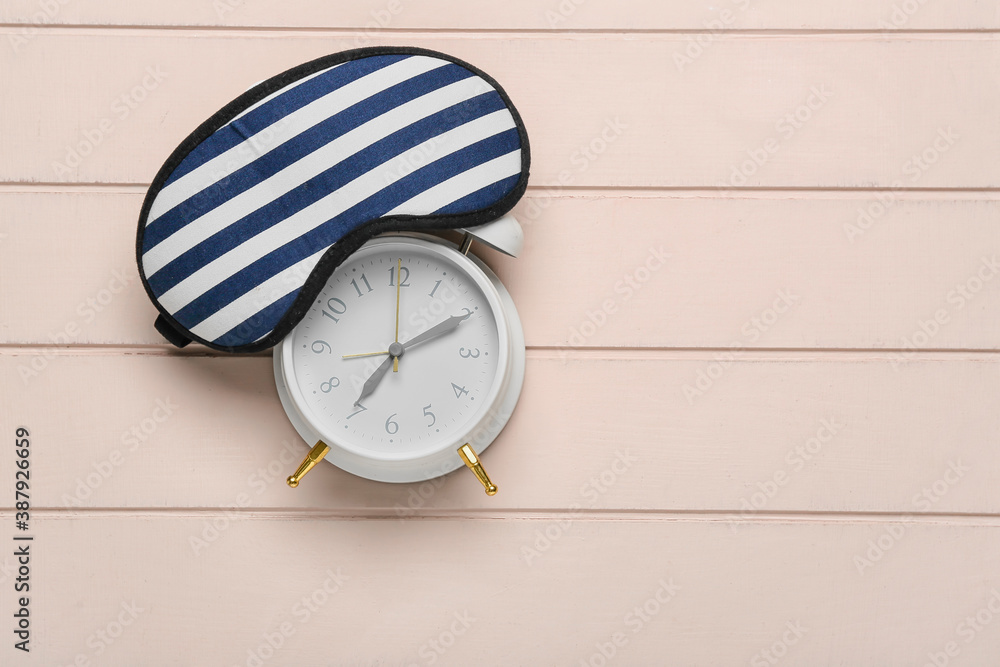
[402, 313, 470, 351]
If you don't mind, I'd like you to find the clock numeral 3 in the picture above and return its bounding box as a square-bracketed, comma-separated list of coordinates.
[320, 377, 340, 393]
[459, 347, 480, 359]
[388, 265, 410, 287]
[385, 413, 399, 435]
[422, 404, 436, 427]
[322, 297, 347, 323]
[351, 273, 373, 297]
[311, 340, 332, 354]
[451, 383, 469, 399]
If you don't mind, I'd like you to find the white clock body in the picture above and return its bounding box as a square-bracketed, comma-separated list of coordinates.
[274, 231, 525, 484]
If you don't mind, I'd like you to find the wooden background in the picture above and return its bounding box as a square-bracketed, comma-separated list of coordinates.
[2, 2, 999, 665]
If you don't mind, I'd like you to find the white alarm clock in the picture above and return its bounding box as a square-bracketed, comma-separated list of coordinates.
[275, 215, 525, 495]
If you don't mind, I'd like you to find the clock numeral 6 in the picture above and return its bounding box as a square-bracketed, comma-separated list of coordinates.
[320, 377, 340, 393]
[311, 340, 332, 354]
[423, 404, 436, 427]
[459, 347, 480, 359]
[322, 297, 347, 323]
[385, 413, 399, 435]
[452, 383, 469, 399]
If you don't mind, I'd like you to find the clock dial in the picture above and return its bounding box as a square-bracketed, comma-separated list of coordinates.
[288, 237, 506, 459]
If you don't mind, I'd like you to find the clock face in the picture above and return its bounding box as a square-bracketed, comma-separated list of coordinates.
[286, 236, 508, 462]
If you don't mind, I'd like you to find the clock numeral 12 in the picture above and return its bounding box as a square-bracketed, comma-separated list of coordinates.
[388, 265, 410, 287]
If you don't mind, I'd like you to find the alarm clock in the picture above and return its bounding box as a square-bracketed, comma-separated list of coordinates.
[275, 215, 525, 495]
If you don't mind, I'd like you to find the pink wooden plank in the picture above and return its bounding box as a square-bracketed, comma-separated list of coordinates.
[2, 352, 998, 513]
[6, 514, 1000, 665]
[3, 190, 1000, 349]
[1, 33, 997, 188]
[3, 0, 998, 30]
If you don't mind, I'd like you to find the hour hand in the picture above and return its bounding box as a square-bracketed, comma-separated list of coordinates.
[354, 354, 394, 406]
[402, 312, 471, 351]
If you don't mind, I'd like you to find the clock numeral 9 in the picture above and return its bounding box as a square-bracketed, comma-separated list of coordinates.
[385, 413, 399, 435]
[311, 340, 332, 354]
[388, 265, 410, 287]
[423, 404, 436, 427]
[459, 347, 480, 359]
[320, 377, 340, 393]
[322, 297, 347, 323]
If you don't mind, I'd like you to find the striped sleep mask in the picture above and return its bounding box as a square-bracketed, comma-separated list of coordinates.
[136, 46, 530, 353]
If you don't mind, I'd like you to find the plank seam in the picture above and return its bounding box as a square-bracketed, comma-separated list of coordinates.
[6, 508, 1000, 526]
[2, 25, 1000, 37]
[2, 183, 1000, 200]
[1, 346, 999, 360]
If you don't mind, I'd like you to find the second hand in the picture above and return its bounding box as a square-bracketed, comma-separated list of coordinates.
[393, 257, 401, 372]
[342, 351, 388, 359]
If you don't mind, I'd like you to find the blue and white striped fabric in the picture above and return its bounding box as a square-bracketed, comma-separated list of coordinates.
[137, 47, 529, 352]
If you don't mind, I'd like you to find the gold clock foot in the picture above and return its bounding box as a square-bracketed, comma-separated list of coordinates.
[458, 444, 497, 496]
[287, 441, 331, 488]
